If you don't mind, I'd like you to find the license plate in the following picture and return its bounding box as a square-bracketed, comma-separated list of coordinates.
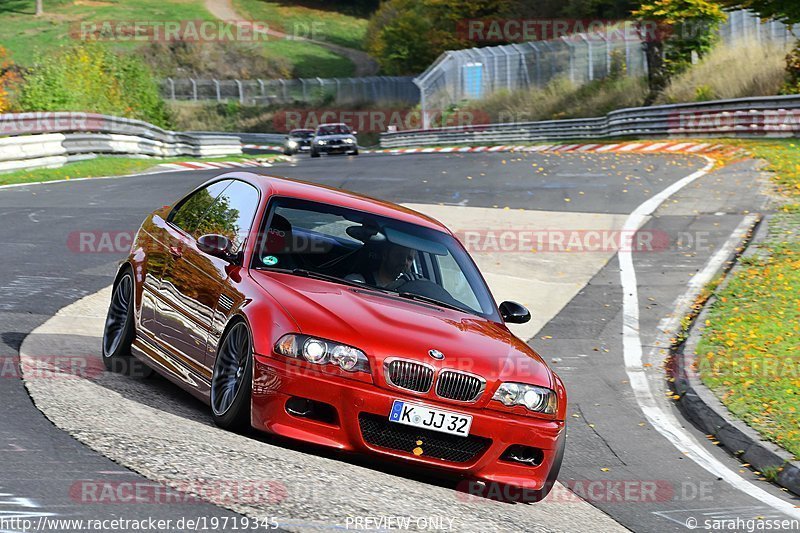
[389, 400, 472, 437]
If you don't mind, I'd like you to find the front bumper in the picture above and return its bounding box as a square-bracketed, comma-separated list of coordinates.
[252, 354, 565, 490]
[315, 143, 356, 154]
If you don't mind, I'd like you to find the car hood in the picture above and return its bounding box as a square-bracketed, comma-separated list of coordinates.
[251, 270, 553, 391]
[315, 134, 356, 142]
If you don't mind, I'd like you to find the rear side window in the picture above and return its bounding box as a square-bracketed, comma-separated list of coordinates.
[168, 180, 232, 234]
[195, 180, 260, 253]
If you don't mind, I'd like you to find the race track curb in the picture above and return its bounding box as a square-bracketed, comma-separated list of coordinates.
[672, 214, 800, 497]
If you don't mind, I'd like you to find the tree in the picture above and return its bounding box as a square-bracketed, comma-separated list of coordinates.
[633, 0, 726, 104]
[713, 1, 800, 24]
[35, 0, 43, 16]
[366, 0, 515, 75]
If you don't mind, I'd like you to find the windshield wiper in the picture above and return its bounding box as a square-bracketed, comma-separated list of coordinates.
[396, 292, 467, 313]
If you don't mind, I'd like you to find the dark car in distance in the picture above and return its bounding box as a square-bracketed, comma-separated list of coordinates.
[283, 129, 314, 155]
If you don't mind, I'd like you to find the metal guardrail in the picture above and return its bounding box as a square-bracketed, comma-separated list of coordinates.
[0, 112, 242, 173]
[380, 95, 800, 148]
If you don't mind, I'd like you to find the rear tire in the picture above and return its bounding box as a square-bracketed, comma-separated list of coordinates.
[210, 320, 253, 431]
[102, 267, 152, 378]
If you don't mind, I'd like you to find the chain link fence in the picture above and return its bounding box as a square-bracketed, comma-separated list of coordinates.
[414, 10, 799, 128]
[161, 76, 420, 106]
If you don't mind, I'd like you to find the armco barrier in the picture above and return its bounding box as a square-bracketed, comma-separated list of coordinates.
[380, 95, 800, 148]
[0, 112, 242, 173]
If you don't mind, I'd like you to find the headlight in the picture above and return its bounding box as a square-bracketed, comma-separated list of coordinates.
[287, 140, 298, 148]
[492, 382, 557, 414]
[317, 140, 327, 145]
[275, 334, 369, 373]
[344, 138, 354, 144]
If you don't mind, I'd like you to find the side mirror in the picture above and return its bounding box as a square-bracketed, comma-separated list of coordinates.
[197, 234, 232, 260]
[499, 301, 531, 324]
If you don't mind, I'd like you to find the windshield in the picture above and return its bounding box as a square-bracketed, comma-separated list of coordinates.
[290, 130, 314, 139]
[251, 197, 500, 321]
[316, 124, 352, 136]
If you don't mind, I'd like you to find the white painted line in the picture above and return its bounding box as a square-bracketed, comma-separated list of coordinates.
[619, 157, 800, 519]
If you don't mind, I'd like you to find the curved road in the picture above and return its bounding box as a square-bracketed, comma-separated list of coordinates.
[1, 151, 798, 531]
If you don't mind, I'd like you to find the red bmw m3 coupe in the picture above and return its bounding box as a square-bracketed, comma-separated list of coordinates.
[102, 172, 567, 500]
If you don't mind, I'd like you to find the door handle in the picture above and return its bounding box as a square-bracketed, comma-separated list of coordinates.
[168, 246, 183, 258]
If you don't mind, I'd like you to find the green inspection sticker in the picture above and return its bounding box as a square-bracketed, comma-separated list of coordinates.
[262, 255, 279, 266]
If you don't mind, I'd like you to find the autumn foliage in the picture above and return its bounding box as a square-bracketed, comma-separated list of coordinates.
[0, 46, 19, 114]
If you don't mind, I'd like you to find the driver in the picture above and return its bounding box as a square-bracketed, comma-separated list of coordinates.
[347, 243, 419, 289]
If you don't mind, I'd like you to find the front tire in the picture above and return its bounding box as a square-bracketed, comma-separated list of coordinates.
[310, 148, 320, 158]
[210, 320, 253, 431]
[102, 267, 152, 377]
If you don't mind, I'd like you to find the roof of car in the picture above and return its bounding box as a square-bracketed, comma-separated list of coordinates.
[210, 172, 450, 233]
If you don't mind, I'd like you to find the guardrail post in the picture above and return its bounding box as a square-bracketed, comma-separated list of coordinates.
[279, 79, 287, 102]
[561, 37, 576, 84]
[300, 79, 308, 101]
[166, 78, 175, 100]
[191, 78, 197, 101]
[579, 34, 593, 81]
[213, 79, 221, 102]
[258, 79, 265, 101]
[235, 79, 244, 104]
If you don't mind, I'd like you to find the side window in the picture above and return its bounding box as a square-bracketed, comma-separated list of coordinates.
[195, 180, 259, 254]
[168, 180, 231, 234]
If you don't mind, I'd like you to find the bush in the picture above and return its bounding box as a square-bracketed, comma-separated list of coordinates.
[17, 43, 170, 128]
[462, 75, 648, 123]
[783, 40, 800, 94]
[658, 39, 791, 103]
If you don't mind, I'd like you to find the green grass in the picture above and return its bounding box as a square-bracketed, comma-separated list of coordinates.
[0, 0, 216, 65]
[696, 140, 800, 459]
[0, 154, 279, 186]
[0, 0, 354, 77]
[261, 38, 354, 78]
[234, 0, 368, 50]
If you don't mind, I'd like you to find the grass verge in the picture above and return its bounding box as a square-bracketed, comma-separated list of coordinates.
[0, 0, 354, 78]
[233, 0, 368, 51]
[0, 154, 278, 187]
[696, 139, 800, 459]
